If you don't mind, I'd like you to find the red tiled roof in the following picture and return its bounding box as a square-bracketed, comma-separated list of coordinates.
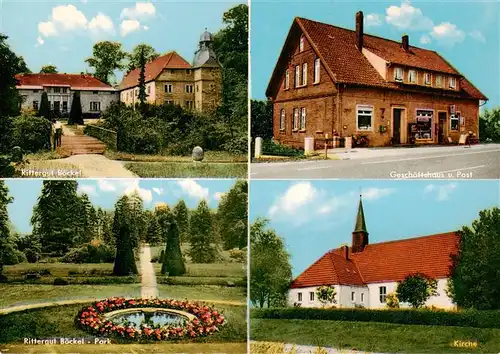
[266, 17, 487, 100]
[15, 73, 113, 89]
[119, 51, 192, 90]
[290, 232, 459, 288]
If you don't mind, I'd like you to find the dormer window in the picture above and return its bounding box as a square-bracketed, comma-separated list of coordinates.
[436, 75, 443, 88]
[424, 73, 431, 85]
[449, 77, 456, 89]
[394, 67, 403, 82]
[408, 70, 416, 83]
[299, 36, 305, 52]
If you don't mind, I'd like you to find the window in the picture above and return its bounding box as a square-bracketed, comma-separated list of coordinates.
[300, 107, 306, 130]
[185, 100, 194, 110]
[185, 85, 194, 93]
[62, 101, 68, 111]
[295, 65, 300, 88]
[361, 293, 364, 303]
[297, 292, 302, 302]
[299, 36, 305, 52]
[196, 85, 199, 92]
[53, 101, 60, 112]
[436, 76, 443, 88]
[186, 69, 192, 75]
[164, 84, 173, 93]
[450, 113, 460, 131]
[314, 58, 320, 84]
[280, 109, 285, 130]
[356, 105, 373, 131]
[309, 292, 315, 301]
[394, 67, 403, 81]
[415, 110, 433, 139]
[33, 90, 39, 93]
[33, 101, 39, 111]
[147, 86, 151, 94]
[379, 286, 387, 303]
[90, 101, 101, 111]
[49, 101, 52, 109]
[62, 88, 68, 94]
[135, 88, 139, 97]
[165, 100, 174, 105]
[293, 108, 299, 130]
[53, 87, 60, 93]
[424, 73, 431, 85]
[449, 77, 456, 89]
[21, 95, 27, 103]
[408, 70, 416, 83]
[284, 69, 290, 89]
[302, 63, 307, 86]
[93, 91, 99, 95]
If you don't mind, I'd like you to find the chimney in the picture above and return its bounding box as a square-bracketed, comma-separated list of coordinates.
[402, 34, 409, 52]
[343, 245, 349, 260]
[355, 11, 364, 51]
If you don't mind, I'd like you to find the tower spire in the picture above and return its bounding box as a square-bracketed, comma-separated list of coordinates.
[352, 192, 369, 253]
[354, 193, 367, 233]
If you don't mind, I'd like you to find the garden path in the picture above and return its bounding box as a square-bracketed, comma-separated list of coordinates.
[139, 244, 158, 299]
[50, 154, 137, 177]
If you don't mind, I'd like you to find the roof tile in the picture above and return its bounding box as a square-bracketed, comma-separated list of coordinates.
[15, 73, 113, 89]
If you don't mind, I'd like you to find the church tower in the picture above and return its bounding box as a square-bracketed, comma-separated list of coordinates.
[193, 29, 222, 112]
[352, 195, 369, 253]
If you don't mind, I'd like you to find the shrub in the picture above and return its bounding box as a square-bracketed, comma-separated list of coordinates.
[0, 116, 13, 153]
[11, 115, 51, 153]
[62, 243, 115, 263]
[2, 244, 27, 265]
[261, 140, 304, 157]
[396, 273, 438, 308]
[23, 248, 41, 263]
[251, 307, 500, 329]
[386, 292, 400, 308]
[53, 277, 69, 285]
[229, 248, 246, 263]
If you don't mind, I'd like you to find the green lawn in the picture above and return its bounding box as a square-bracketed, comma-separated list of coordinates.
[153, 262, 245, 278]
[157, 285, 245, 303]
[4, 263, 114, 277]
[150, 244, 237, 263]
[105, 150, 248, 163]
[251, 319, 500, 353]
[0, 303, 246, 345]
[124, 161, 247, 178]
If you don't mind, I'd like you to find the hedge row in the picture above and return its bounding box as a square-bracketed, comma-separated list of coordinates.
[261, 140, 304, 157]
[157, 276, 245, 287]
[251, 307, 500, 329]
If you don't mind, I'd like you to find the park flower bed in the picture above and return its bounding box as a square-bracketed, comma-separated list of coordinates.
[75, 297, 225, 341]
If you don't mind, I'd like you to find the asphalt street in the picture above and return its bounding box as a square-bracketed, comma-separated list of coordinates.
[251, 145, 500, 179]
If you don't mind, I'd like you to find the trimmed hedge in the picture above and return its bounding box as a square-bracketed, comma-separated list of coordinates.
[261, 140, 304, 157]
[251, 307, 500, 329]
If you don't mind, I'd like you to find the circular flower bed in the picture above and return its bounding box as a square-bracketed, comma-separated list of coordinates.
[75, 297, 225, 340]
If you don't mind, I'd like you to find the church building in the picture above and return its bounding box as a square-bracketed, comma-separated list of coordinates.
[119, 29, 222, 112]
[288, 197, 459, 309]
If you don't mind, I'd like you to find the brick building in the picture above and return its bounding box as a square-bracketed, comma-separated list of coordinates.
[288, 196, 459, 309]
[119, 30, 221, 112]
[266, 12, 488, 148]
[16, 73, 118, 116]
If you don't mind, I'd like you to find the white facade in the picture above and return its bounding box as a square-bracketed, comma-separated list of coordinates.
[289, 278, 454, 309]
[18, 85, 118, 115]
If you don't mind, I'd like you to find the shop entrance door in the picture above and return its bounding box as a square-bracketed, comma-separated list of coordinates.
[438, 112, 446, 144]
[393, 109, 402, 145]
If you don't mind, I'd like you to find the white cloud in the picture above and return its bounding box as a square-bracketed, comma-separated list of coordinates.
[35, 36, 45, 48]
[38, 21, 57, 37]
[123, 181, 153, 204]
[361, 187, 395, 201]
[88, 13, 115, 35]
[420, 34, 431, 44]
[78, 184, 97, 196]
[424, 183, 457, 201]
[385, 1, 433, 30]
[177, 180, 209, 200]
[120, 19, 141, 36]
[214, 192, 225, 201]
[152, 188, 163, 196]
[430, 22, 465, 47]
[93, 179, 153, 204]
[121, 2, 156, 19]
[98, 179, 117, 192]
[269, 182, 318, 217]
[365, 13, 382, 27]
[51, 4, 88, 31]
[469, 29, 486, 43]
[81, 0, 88, 3]
[143, 25, 149, 31]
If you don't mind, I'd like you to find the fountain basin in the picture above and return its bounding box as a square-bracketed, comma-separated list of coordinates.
[103, 307, 195, 329]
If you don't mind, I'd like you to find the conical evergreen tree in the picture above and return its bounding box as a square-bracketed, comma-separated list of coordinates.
[159, 207, 185, 276]
[138, 46, 147, 113]
[112, 195, 138, 276]
[38, 92, 50, 120]
[69, 91, 83, 125]
[0, 181, 13, 277]
[173, 200, 189, 243]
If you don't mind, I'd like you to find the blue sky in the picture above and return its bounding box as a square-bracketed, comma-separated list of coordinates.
[251, 0, 500, 108]
[1, 0, 242, 84]
[249, 180, 500, 277]
[5, 179, 237, 234]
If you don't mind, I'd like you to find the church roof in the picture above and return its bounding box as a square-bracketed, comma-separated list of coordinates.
[290, 232, 460, 288]
[119, 51, 192, 91]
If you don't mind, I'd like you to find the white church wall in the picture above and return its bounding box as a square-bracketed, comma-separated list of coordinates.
[288, 286, 340, 308]
[337, 285, 370, 308]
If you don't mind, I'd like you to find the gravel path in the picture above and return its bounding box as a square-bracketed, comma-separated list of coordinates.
[283, 344, 381, 354]
[139, 244, 158, 299]
[50, 154, 137, 177]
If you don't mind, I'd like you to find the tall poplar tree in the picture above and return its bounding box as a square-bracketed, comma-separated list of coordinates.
[188, 200, 219, 263]
[173, 200, 189, 243]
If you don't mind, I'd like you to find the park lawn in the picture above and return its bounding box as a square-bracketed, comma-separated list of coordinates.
[152, 262, 245, 278]
[0, 303, 246, 345]
[251, 319, 500, 353]
[105, 150, 248, 163]
[150, 244, 237, 263]
[124, 161, 247, 178]
[157, 285, 245, 304]
[4, 263, 114, 277]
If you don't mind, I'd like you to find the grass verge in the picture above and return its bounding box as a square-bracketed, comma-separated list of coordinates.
[106, 150, 248, 163]
[251, 319, 500, 353]
[124, 161, 247, 178]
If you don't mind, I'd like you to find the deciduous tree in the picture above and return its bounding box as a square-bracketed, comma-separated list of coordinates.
[40, 65, 58, 74]
[127, 44, 159, 72]
[85, 41, 126, 85]
[188, 200, 219, 263]
[0, 34, 27, 118]
[396, 273, 438, 308]
[217, 180, 247, 250]
[0, 181, 13, 277]
[448, 207, 500, 310]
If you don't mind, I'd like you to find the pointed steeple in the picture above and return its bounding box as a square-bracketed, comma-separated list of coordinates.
[353, 194, 367, 233]
[351, 193, 369, 253]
